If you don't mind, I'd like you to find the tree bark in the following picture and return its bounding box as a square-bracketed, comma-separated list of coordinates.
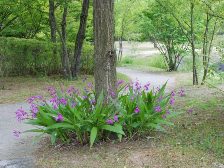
[72, 0, 90, 78]
[49, 0, 57, 72]
[93, 0, 117, 101]
[59, 4, 71, 79]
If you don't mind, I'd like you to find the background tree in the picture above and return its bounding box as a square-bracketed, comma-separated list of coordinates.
[72, 0, 90, 78]
[140, 2, 188, 71]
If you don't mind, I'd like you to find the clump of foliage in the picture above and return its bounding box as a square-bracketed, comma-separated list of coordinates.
[139, 2, 188, 71]
[0, 37, 93, 76]
[15, 80, 178, 147]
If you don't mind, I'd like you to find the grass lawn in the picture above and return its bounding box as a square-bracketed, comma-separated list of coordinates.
[32, 85, 224, 168]
[118, 55, 167, 72]
[0, 73, 130, 104]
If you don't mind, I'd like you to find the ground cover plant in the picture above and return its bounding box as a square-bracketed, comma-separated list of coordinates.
[14, 80, 178, 147]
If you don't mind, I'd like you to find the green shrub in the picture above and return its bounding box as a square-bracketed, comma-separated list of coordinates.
[15, 80, 178, 147]
[0, 37, 94, 76]
[121, 57, 134, 65]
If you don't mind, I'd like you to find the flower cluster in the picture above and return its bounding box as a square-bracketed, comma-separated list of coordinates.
[15, 107, 27, 122]
[106, 115, 119, 125]
[14, 80, 177, 147]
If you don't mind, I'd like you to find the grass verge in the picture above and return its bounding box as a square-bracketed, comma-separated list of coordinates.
[0, 73, 129, 104]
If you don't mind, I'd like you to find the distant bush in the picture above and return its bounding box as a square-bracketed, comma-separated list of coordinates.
[0, 37, 93, 76]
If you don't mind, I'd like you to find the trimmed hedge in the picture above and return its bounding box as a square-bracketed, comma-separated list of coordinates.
[0, 37, 93, 76]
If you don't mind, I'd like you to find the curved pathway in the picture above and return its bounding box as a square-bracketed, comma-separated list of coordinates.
[117, 67, 176, 90]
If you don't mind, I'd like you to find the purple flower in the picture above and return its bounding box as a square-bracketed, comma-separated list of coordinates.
[116, 80, 124, 87]
[55, 113, 64, 122]
[30, 104, 38, 118]
[169, 97, 175, 106]
[106, 119, 114, 125]
[109, 90, 116, 98]
[171, 90, 176, 97]
[134, 81, 142, 92]
[50, 96, 58, 104]
[47, 86, 57, 97]
[13, 130, 21, 138]
[144, 82, 150, 91]
[90, 99, 96, 105]
[27, 95, 42, 104]
[71, 101, 76, 108]
[60, 98, 67, 105]
[53, 104, 58, 110]
[114, 115, 119, 122]
[187, 108, 193, 114]
[178, 88, 185, 97]
[134, 107, 140, 114]
[166, 110, 171, 115]
[82, 95, 88, 100]
[155, 106, 161, 112]
[125, 85, 129, 91]
[15, 107, 28, 122]
[87, 82, 93, 89]
[66, 86, 75, 95]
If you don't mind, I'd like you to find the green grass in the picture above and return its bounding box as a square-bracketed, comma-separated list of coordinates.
[118, 54, 204, 73]
[166, 94, 224, 160]
[0, 73, 129, 104]
[118, 55, 167, 71]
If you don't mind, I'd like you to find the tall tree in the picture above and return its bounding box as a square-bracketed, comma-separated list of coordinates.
[190, 2, 198, 85]
[57, 1, 72, 79]
[72, 0, 90, 78]
[49, 0, 57, 72]
[93, 0, 117, 101]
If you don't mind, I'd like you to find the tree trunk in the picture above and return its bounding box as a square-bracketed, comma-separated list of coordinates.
[49, 0, 57, 73]
[72, 0, 90, 78]
[58, 4, 71, 79]
[93, 0, 117, 101]
[190, 2, 198, 85]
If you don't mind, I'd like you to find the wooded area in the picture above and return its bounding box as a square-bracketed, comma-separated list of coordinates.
[0, 0, 224, 167]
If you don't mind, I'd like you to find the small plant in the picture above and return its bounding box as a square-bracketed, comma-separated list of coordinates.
[15, 80, 178, 147]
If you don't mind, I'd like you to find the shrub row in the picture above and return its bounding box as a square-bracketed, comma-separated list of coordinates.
[0, 37, 93, 76]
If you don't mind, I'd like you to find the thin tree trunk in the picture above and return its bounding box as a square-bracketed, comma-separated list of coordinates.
[93, 0, 117, 101]
[201, 17, 217, 85]
[72, 0, 90, 78]
[58, 4, 71, 79]
[49, 0, 57, 73]
[190, 2, 198, 85]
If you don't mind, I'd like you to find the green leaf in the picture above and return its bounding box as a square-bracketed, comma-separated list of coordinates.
[46, 123, 74, 130]
[90, 127, 98, 148]
[117, 134, 122, 142]
[51, 131, 57, 145]
[23, 129, 45, 133]
[101, 124, 125, 135]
